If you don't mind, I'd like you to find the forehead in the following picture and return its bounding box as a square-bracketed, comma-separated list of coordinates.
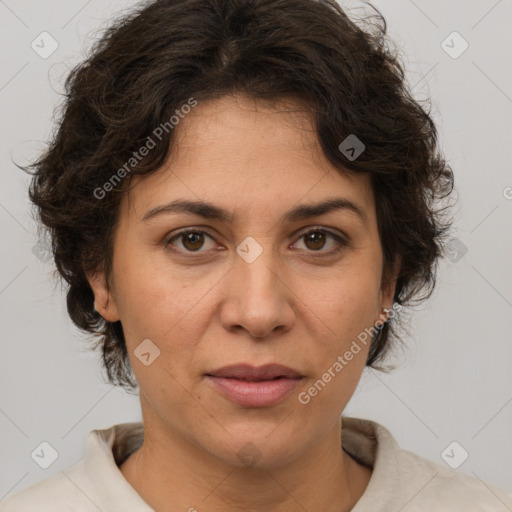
[122, 94, 375, 223]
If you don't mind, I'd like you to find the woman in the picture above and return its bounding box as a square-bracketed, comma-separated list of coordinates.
[2, 0, 511, 510]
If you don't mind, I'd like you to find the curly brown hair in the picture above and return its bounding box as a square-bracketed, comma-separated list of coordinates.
[23, 0, 454, 390]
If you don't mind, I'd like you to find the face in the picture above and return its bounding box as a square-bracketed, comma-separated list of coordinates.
[88, 94, 396, 468]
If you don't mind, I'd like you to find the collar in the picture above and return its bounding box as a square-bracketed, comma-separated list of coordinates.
[81, 416, 399, 510]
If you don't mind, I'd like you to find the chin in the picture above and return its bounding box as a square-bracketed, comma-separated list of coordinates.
[206, 426, 310, 470]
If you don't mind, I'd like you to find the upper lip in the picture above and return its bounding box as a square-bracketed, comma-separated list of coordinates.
[205, 364, 303, 381]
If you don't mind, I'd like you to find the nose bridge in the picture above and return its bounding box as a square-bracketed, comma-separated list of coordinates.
[220, 235, 294, 337]
[235, 235, 281, 303]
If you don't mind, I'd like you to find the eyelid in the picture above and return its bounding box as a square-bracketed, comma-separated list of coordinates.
[165, 225, 349, 255]
[165, 228, 219, 253]
[293, 225, 348, 243]
[290, 226, 349, 254]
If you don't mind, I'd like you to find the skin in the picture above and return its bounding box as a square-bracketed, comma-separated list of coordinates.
[87, 93, 398, 512]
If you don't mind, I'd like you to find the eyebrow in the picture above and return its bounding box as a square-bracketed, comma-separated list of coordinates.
[141, 197, 367, 224]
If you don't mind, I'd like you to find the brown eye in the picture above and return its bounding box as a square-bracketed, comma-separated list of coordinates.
[182, 232, 205, 251]
[166, 227, 347, 256]
[293, 228, 348, 254]
[167, 230, 216, 253]
[303, 231, 327, 251]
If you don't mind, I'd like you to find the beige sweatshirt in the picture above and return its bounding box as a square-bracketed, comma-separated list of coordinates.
[1, 416, 511, 511]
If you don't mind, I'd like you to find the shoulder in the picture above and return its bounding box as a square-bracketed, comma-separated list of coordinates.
[0, 462, 94, 511]
[0, 422, 145, 512]
[342, 417, 512, 511]
[396, 448, 512, 511]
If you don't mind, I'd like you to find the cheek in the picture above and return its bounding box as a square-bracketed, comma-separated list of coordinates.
[294, 261, 381, 392]
[306, 260, 382, 335]
[113, 244, 172, 315]
[114, 264, 210, 402]
[296, 274, 377, 414]
[112, 250, 221, 357]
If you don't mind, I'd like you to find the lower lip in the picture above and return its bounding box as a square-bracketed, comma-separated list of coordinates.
[205, 376, 302, 407]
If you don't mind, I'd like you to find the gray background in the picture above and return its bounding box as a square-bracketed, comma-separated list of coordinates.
[1, 0, 511, 501]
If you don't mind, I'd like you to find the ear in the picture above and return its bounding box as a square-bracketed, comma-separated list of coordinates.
[374, 255, 401, 326]
[86, 269, 120, 323]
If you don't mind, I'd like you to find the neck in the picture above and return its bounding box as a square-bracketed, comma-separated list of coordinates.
[119, 416, 371, 512]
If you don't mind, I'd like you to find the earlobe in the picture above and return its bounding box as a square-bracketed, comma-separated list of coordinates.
[86, 270, 120, 322]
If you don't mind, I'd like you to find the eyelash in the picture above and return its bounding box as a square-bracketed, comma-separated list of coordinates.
[164, 227, 349, 257]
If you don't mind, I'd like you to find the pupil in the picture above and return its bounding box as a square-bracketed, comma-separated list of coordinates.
[306, 232, 325, 250]
[184, 232, 203, 251]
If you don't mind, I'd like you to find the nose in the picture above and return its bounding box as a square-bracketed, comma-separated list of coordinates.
[219, 250, 296, 339]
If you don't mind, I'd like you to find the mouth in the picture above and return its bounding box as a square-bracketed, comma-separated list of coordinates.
[204, 364, 304, 407]
[205, 363, 303, 381]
